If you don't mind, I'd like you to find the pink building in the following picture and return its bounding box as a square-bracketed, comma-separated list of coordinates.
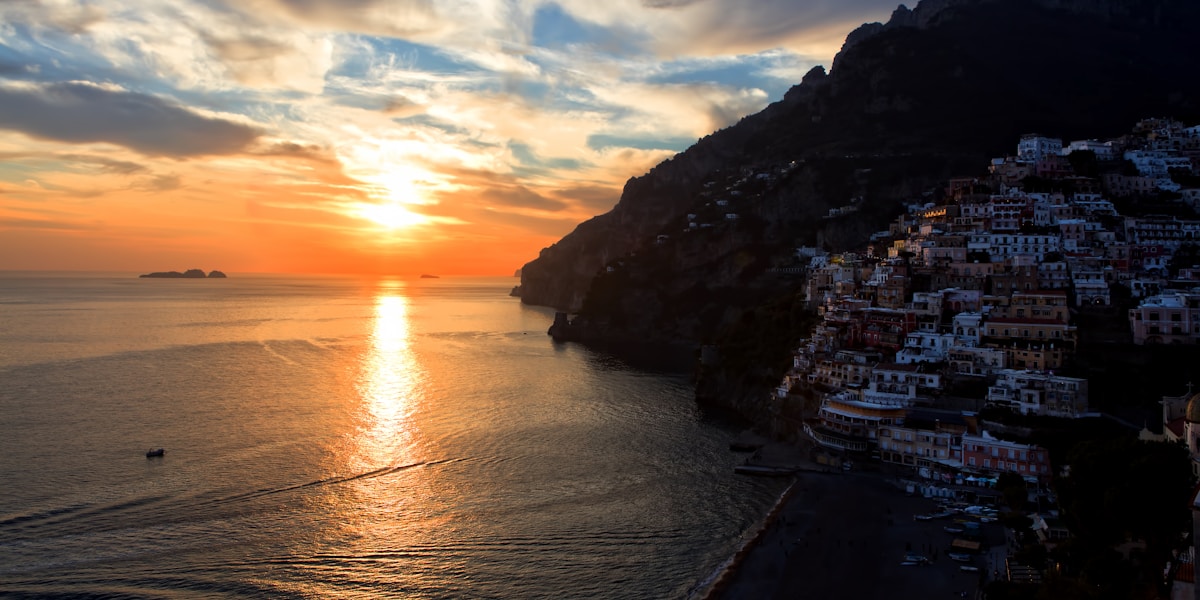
[961, 433, 1053, 483]
[1129, 292, 1200, 345]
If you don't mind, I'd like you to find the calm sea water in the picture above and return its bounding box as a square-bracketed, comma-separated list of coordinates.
[0, 273, 786, 599]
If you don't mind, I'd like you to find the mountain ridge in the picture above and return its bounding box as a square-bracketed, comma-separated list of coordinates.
[519, 0, 1200, 321]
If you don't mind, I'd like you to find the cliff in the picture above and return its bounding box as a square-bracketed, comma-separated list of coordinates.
[518, 0, 1200, 415]
[521, 0, 1199, 311]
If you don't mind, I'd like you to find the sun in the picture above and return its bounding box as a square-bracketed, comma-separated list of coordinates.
[359, 201, 427, 229]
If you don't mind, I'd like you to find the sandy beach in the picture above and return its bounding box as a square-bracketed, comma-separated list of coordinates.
[703, 442, 1005, 600]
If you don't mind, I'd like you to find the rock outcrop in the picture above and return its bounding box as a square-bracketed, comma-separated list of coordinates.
[139, 269, 227, 278]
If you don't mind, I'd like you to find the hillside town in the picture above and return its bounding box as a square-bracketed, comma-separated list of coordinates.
[750, 118, 1200, 596]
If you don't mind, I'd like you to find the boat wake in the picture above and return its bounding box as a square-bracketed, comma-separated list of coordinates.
[0, 459, 461, 543]
[210, 458, 460, 504]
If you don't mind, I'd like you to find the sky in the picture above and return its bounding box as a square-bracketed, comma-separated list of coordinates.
[0, 0, 898, 276]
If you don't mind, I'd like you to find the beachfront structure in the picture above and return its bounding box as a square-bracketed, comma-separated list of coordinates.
[985, 369, 1090, 418]
[1129, 291, 1200, 345]
[961, 433, 1053, 483]
[805, 394, 906, 453]
[876, 411, 967, 472]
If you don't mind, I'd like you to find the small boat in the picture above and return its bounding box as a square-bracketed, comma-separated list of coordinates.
[146, 448, 165, 458]
[944, 526, 965, 534]
[949, 553, 973, 562]
[960, 565, 980, 573]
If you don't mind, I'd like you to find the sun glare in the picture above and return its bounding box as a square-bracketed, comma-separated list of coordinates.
[359, 202, 427, 229]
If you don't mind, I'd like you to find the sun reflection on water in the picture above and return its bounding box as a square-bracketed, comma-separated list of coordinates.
[354, 286, 423, 470]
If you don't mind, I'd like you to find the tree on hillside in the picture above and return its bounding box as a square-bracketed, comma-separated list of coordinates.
[1054, 437, 1195, 590]
[997, 471, 1029, 512]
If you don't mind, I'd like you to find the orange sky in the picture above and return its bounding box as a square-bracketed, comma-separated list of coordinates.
[0, 0, 895, 275]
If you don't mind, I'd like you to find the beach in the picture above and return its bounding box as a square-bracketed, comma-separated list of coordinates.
[704, 443, 1004, 600]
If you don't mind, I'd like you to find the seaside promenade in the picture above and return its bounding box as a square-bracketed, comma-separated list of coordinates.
[704, 441, 1002, 600]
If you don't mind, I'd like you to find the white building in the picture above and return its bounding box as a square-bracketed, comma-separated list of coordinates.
[986, 369, 1089, 418]
[1129, 291, 1200, 345]
[967, 233, 1062, 262]
[947, 345, 1006, 377]
[951, 312, 984, 345]
[895, 332, 958, 364]
[1017, 135, 1063, 163]
[1064, 139, 1114, 160]
[860, 363, 942, 406]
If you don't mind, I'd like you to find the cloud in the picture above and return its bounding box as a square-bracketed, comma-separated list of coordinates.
[554, 0, 895, 59]
[252, 141, 335, 161]
[0, 216, 97, 231]
[0, 81, 261, 156]
[0, 0, 105, 35]
[224, 0, 449, 39]
[481, 185, 568, 212]
[137, 173, 183, 192]
[552, 184, 620, 212]
[197, 28, 334, 92]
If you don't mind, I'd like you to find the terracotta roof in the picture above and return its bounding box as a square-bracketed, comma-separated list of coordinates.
[1167, 417, 1187, 439]
[1178, 559, 1195, 584]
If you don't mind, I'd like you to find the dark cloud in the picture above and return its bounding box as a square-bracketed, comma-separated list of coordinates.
[0, 217, 95, 231]
[254, 141, 332, 161]
[139, 174, 182, 192]
[383, 95, 423, 116]
[62, 154, 147, 174]
[0, 151, 147, 174]
[0, 82, 261, 156]
[0, 60, 26, 75]
[481, 186, 568, 212]
[641, 0, 702, 8]
[201, 32, 291, 63]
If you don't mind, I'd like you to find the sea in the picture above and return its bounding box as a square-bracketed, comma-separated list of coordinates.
[0, 273, 788, 599]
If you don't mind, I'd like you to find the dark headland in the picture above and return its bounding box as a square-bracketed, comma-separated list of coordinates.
[139, 269, 227, 278]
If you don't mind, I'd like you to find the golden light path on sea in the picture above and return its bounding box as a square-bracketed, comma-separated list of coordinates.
[357, 282, 422, 470]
